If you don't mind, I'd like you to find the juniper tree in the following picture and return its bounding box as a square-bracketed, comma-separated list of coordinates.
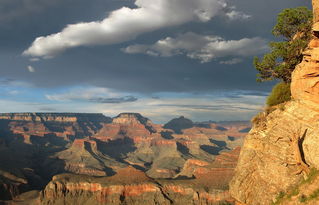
[254, 7, 313, 83]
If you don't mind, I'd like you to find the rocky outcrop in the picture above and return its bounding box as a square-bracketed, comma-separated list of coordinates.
[41, 176, 169, 205]
[113, 113, 151, 125]
[163, 116, 194, 134]
[230, 101, 319, 205]
[230, 4, 319, 204]
[39, 167, 234, 205]
[291, 11, 319, 109]
[113, 113, 156, 134]
[0, 173, 28, 200]
[313, 0, 319, 23]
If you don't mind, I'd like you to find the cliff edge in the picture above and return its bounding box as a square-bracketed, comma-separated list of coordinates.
[230, 3, 319, 205]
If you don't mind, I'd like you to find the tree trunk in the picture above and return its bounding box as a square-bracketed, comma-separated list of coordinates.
[313, 0, 319, 23]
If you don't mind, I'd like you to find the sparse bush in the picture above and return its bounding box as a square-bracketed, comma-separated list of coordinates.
[266, 82, 291, 107]
[272, 191, 286, 205]
[265, 106, 276, 115]
[287, 187, 299, 198]
[308, 189, 319, 200]
[299, 195, 307, 202]
[302, 168, 319, 185]
[251, 110, 271, 129]
[218, 201, 233, 205]
[251, 112, 264, 125]
[278, 103, 286, 111]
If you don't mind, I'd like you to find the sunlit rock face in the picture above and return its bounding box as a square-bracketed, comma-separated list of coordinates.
[230, 6, 319, 205]
[291, 0, 319, 107]
[229, 101, 319, 205]
[313, 0, 319, 23]
[291, 8, 319, 109]
[40, 167, 233, 205]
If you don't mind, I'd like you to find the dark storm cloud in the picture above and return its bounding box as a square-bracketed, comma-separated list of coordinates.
[89, 96, 138, 104]
[0, 0, 61, 23]
[0, 0, 312, 95]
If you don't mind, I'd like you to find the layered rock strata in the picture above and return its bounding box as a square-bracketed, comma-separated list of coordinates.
[230, 5, 319, 204]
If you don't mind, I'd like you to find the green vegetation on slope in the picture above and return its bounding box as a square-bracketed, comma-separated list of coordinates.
[254, 7, 312, 108]
[266, 82, 291, 106]
[272, 168, 319, 205]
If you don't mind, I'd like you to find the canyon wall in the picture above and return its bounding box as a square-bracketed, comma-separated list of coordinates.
[230, 3, 319, 204]
[39, 169, 233, 205]
[0, 113, 249, 204]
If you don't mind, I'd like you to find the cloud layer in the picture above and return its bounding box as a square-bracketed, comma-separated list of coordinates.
[0, 0, 61, 24]
[45, 87, 138, 104]
[123, 32, 268, 63]
[23, 0, 229, 58]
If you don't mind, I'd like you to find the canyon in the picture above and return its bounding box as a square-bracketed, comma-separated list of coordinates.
[0, 113, 249, 204]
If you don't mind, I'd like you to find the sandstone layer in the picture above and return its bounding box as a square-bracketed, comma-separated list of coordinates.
[230, 4, 319, 204]
[313, 0, 319, 23]
[39, 167, 233, 205]
[230, 101, 319, 204]
[291, 6, 319, 109]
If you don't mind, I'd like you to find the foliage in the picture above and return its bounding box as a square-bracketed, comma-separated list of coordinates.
[301, 168, 319, 185]
[272, 168, 319, 204]
[266, 82, 291, 106]
[251, 112, 265, 126]
[299, 195, 307, 203]
[308, 189, 319, 200]
[272, 191, 286, 205]
[287, 187, 300, 198]
[218, 202, 233, 205]
[254, 7, 313, 83]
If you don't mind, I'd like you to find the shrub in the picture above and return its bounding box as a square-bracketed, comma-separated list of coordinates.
[299, 195, 307, 202]
[267, 82, 291, 106]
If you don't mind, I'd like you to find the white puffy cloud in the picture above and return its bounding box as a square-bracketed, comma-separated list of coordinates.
[123, 32, 268, 63]
[225, 10, 251, 20]
[23, 0, 230, 58]
[27, 65, 35, 72]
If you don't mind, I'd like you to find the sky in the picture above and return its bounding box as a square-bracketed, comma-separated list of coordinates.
[0, 0, 312, 123]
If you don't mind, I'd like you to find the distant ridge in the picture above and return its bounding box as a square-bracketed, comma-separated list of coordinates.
[163, 116, 194, 134]
[0, 113, 111, 122]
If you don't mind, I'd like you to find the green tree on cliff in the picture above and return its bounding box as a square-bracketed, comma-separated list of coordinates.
[254, 7, 313, 83]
